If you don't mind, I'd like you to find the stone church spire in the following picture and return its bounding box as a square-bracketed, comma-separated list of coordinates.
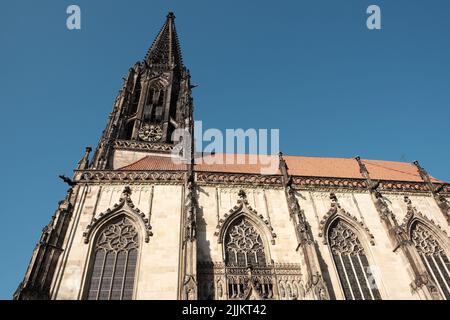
[91, 12, 193, 170]
[145, 12, 183, 72]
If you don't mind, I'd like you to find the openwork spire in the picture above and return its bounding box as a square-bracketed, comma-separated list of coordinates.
[145, 12, 183, 70]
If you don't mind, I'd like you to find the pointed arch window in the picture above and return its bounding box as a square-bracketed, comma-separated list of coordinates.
[411, 222, 450, 299]
[85, 216, 139, 300]
[223, 216, 274, 299]
[328, 220, 381, 300]
[144, 88, 165, 123]
[225, 217, 267, 268]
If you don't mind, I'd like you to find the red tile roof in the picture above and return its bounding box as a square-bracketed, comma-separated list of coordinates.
[119, 155, 187, 171]
[118, 154, 443, 183]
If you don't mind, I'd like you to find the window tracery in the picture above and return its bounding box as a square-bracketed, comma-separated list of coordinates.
[85, 216, 139, 300]
[225, 218, 266, 268]
[411, 222, 450, 299]
[224, 217, 273, 299]
[329, 220, 381, 300]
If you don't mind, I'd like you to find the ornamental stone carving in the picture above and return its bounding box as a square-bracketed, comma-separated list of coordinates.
[83, 187, 153, 243]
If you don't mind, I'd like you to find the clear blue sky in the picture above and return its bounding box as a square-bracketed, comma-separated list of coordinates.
[0, 0, 449, 299]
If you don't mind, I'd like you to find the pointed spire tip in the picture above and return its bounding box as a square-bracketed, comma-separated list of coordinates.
[145, 12, 183, 69]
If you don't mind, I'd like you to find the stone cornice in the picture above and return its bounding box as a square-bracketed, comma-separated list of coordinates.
[74, 169, 449, 194]
[292, 176, 367, 190]
[77, 170, 186, 183]
[196, 172, 282, 187]
[378, 180, 431, 193]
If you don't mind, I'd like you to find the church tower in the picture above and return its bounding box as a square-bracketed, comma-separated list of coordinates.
[92, 11, 193, 170]
[14, 12, 198, 300]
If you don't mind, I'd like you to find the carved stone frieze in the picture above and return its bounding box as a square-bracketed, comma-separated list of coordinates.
[196, 172, 282, 186]
[77, 170, 185, 183]
[114, 139, 174, 152]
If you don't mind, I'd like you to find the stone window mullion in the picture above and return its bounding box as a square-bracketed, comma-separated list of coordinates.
[338, 253, 355, 300]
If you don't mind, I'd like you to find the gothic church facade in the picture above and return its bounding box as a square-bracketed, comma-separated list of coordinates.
[14, 13, 450, 300]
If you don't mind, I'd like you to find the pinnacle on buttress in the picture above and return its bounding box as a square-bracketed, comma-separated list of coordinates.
[77, 146, 92, 170]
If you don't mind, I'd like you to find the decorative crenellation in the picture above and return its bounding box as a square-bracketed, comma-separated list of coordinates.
[214, 190, 277, 244]
[83, 186, 153, 243]
[318, 193, 375, 245]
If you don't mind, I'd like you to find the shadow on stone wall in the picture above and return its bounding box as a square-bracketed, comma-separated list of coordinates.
[196, 204, 216, 300]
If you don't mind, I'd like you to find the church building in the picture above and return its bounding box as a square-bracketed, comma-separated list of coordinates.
[14, 13, 450, 300]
